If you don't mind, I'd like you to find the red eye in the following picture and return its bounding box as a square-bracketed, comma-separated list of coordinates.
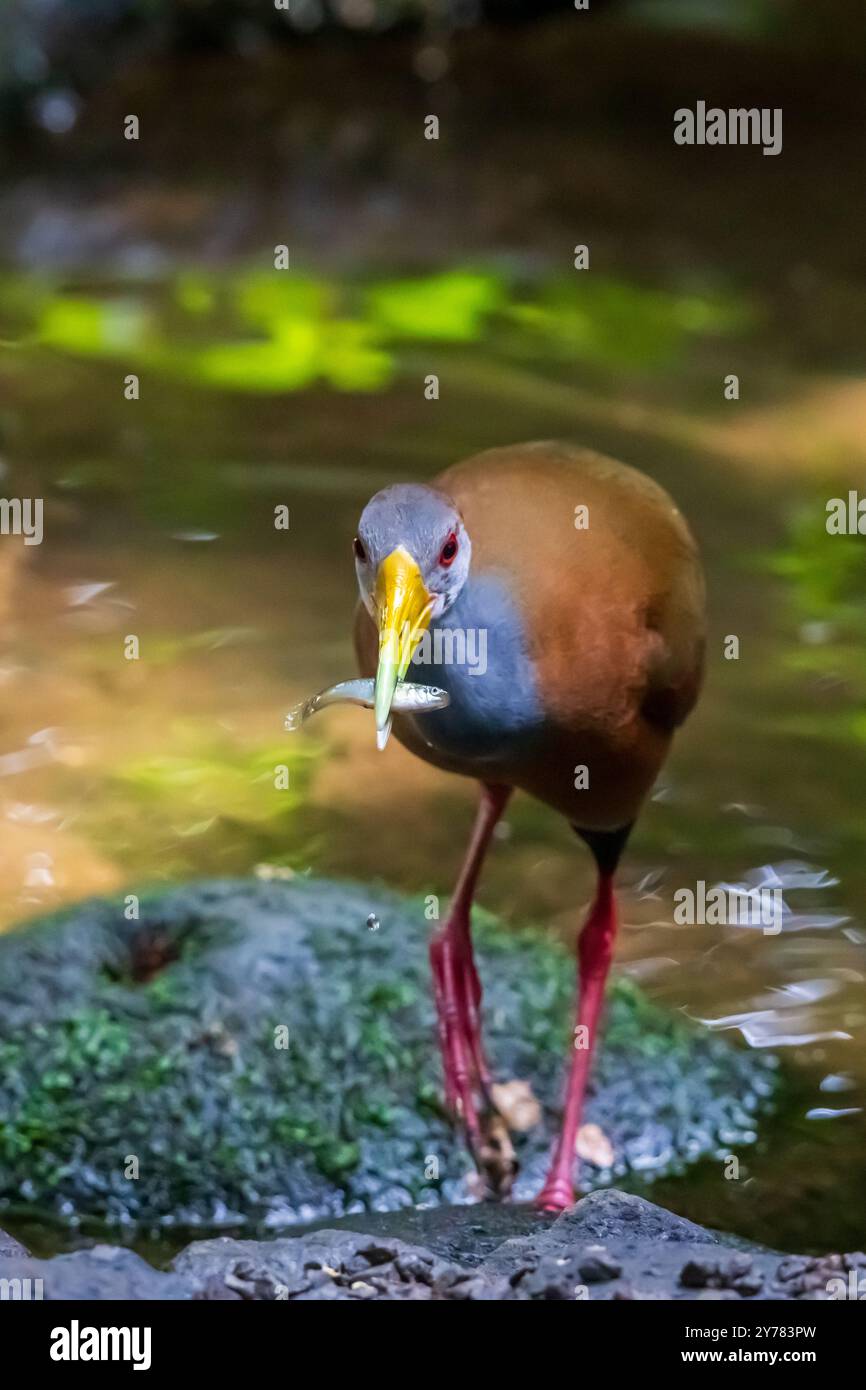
[353, 536, 367, 562]
[439, 532, 458, 567]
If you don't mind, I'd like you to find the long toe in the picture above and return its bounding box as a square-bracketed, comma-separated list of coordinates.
[534, 1177, 576, 1212]
[478, 1109, 518, 1199]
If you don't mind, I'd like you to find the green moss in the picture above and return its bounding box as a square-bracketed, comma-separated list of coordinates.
[0, 878, 779, 1232]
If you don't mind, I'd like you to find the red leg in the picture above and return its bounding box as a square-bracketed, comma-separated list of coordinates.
[535, 869, 618, 1211]
[429, 783, 511, 1158]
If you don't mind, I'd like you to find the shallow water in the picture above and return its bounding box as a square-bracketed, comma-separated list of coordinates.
[1, 20, 866, 1256]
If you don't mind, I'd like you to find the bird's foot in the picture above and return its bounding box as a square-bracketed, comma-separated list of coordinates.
[477, 1110, 518, 1200]
[534, 1176, 576, 1213]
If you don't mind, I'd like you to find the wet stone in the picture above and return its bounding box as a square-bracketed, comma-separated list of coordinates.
[0, 878, 779, 1231]
[0, 1191, 862, 1301]
[680, 1254, 763, 1297]
[578, 1248, 623, 1282]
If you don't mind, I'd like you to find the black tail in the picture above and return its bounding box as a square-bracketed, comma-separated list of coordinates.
[572, 822, 633, 876]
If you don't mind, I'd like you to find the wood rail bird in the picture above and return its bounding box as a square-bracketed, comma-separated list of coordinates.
[352, 441, 705, 1209]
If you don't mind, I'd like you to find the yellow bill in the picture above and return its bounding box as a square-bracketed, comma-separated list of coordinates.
[374, 546, 433, 748]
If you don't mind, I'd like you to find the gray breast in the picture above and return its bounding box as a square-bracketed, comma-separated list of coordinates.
[403, 572, 544, 763]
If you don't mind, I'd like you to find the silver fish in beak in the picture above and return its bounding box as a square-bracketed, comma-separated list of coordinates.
[285, 678, 449, 735]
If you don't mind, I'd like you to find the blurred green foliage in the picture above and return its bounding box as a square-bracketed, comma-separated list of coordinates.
[507, 277, 753, 370]
[759, 498, 866, 753]
[2, 266, 752, 393]
[68, 716, 324, 883]
[116, 738, 312, 825]
[767, 502, 866, 621]
[366, 271, 507, 342]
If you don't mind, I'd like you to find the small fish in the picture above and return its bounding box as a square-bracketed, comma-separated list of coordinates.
[285, 678, 449, 734]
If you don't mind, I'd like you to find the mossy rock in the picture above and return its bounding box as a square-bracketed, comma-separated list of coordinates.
[0, 878, 777, 1232]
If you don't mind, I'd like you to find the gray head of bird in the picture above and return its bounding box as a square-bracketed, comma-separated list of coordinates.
[354, 483, 472, 746]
